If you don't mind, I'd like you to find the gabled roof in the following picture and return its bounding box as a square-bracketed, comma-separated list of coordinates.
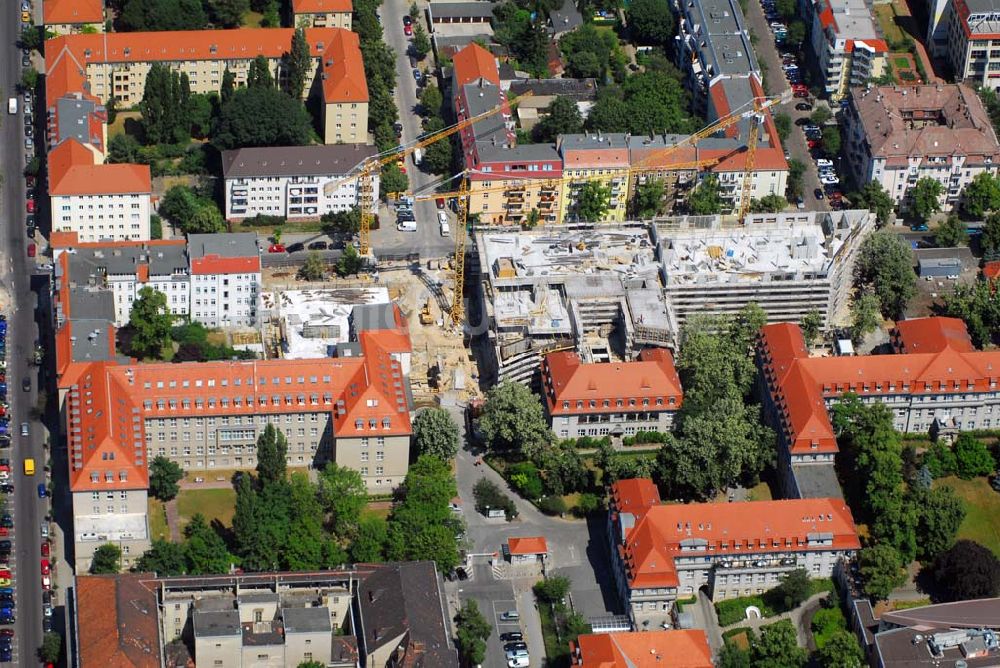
[75, 575, 160, 668]
[320, 29, 368, 103]
[572, 630, 714, 668]
[292, 0, 351, 13]
[542, 348, 682, 415]
[44, 0, 103, 25]
[452, 43, 500, 88]
[48, 139, 151, 197]
[507, 536, 548, 555]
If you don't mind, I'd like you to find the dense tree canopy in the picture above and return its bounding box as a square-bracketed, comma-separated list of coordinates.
[384, 455, 462, 573]
[687, 175, 724, 215]
[749, 620, 807, 668]
[935, 215, 969, 247]
[532, 96, 584, 143]
[575, 181, 612, 222]
[941, 278, 1000, 348]
[962, 172, 1000, 218]
[140, 64, 192, 145]
[126, 287, 173, 359]
[91, 543, 123, 574]
[587, 70, 698, 136]
[933, 540, 1000, 601]
[118, 0, 207, 31]
[212, 86, 313, 150]
[454, 601, 491, 665]
[412, 408, 461, 460]
[479, 381, 554, 459]
[626, 0, 676, 46]
[149, 456, 184, 501]
[854, 230, 917, 318]
[858, 544, 907, 600]
[851, 181, 895, 227]
[910, 177, 945, 222]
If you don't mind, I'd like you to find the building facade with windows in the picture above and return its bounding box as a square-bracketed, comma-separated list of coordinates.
[221, 144, 378, 221]
[810, 0, 887, 100]
[757, 317, 1000, 497]
[540, 349, 683, 438]
[292, 0, 352, 28]
[48, 139, 152, 242]
[842, 84, 1000, 211]
[608, 478, 860, 629]
[936, 0, 1000, 89]
[44, 27, 368, 144]
[558, 133, 631, 223]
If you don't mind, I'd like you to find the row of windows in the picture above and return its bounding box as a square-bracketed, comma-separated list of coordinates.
[149, 414, 323, 428]
[142, 375, 337, 390]
[561, 397, 675, 410]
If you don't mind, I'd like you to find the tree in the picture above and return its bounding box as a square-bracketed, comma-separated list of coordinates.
[626, 0, 675, 46]
[858, 544, 907, 600]
[350, 515, 387, 562]
[454, 600, 491, 666]
[297, 252, 326, 281]
[21, 67, 38, 92]
[19, 26, 41, 52]
[336, 244, 363, 277]
[941, 278, 1000, 348]
[206, 0, 248, 26]
[575, 181, 612, 222]
[385, 455, 461, 572]
[286, 28, 312, 99]
[851, 181, 895, 227]
[248, 55, 274, 88]
[183, 513, 233, 574]
[849, 291, 882, 344]
[379, 163, 409, 198]
[800, 310, 823, 345]
[159, 184, 202, 225]
[39, 632, 62, 664]
[821, 125, 841, 157]
[318, 462, 368, 537]
[773, 112, 792, 143]
[232, 473, 264, 567]
[533, 576, 571, 604]
[149, 456, 184, 500]
[285, 473, 326, 570]
[688, 175, 724, 215]
[717, 644, 751, 668]
[140, 64, 192, 144]
[768, 569, 810, 609]
[814, 630, 863, 668]
[90, 543, 123, 574]
[810, 107, 833, 126]
[479, 380, 553, 459]
[963, 172, 1000, 218]
[412, 23, 431, 58]
[935, 214, 969, 247]
[127, 287, 173, 359]
[751, 194, 788, 213]
[418, 85, 443, 116]
[586, 71, 697, 136]
[912, 485, 966, 561]
[221, 67, 237, 103]
[187, 93, 215, 138]
[532, 96, 583, 143]
[632, 179, 666, 218]
[421, 134, 453, 174]
[212, 86, 313, 150]
[953, 433, 995, 479]
[933, 539, 1000, 601]
[983, 212, 1000, 258]
[786, 159, 806, 199]
[412, 408, 460, 460]
[321, 207, 361, 235]
[255, 423, 288, 486]
[785, 20, 807, 48]
[118, 0, 207, 31]
[108, 133, 144, 165]
[186, 205, 226, 234]
[854, 230, 917, 318]
[749, 619, 807, 668]
[910, 177, 945, 222]
[135, 539, 188, 575]
[472, 478, 518, 520]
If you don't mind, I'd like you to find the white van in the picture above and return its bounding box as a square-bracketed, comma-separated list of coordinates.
[397, 220, 417, 232]
[438, 211, 450, 236]
[7, 98, 16, 115]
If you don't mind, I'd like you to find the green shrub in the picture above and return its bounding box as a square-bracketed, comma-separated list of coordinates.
[811, 606, 847, 648]
[923, 440, 957, 478]
[241, 214, 287, 228]
[715, 596, 774, 626]
[507, 461, 544, 499]
[538, 495, 567, 516]
[573, 492, 601, 516]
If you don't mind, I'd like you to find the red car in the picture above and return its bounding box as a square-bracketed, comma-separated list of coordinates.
[435, 197, 446, 209]
[27, 243, 36, 258]
[40, 542, 49, 558]
[267, 243, 286, 253]
[404, 23, 413, 36]
[40, 559, 49, 575]
[26, 199, 34, 213]
[807, 140, 819, 149]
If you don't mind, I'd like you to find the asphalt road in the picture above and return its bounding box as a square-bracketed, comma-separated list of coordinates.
[2, 6, 49, 665]
[373, 0, 456, 260]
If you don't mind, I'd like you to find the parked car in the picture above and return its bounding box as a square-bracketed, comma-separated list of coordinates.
[26, 244, 35, 258]
[500, 610, 520, 621]
[25, 199, 34, 213]
[501, 632, 524, 642]
[404, 23, 413, 36]
[285, 242, 305, 253]
[37, 483, 45, 498]
[814, 188, 825, 200]
[402, 15, 412, 25]
[910, 223, 929, 231]
[308, 241, 329, 250]
[267, 244, 286, 253]
[795, 102, 812, 111]
[816, 158, 833, 167]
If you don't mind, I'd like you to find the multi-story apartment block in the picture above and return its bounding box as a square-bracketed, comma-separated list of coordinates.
[570, 631, 714, 668]
[47, 92, 108, 156]
[540, 349, 683, 439]
[608, 478, 860, 629]
[43, 0, 104, 34]
[48, 138, 152, 242]
[44, 27, 368, 145]
[74, 564, 458, 667]
[757, 317, 1000, 497]
[811, 0, 887, 100]
[221, 144, 378, 221]
[51, 232, 261, 328]
[843, 84, 1000, 211]
[936, 0, 1000, 89]
[292, 0, 353, 29]
[452, 43, 565, 225]
[559, 133, 631, 223]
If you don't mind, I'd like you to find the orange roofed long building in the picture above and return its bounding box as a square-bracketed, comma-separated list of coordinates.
[608, 478, 859, 629]
[43, 0, 104, 34]
[757, 316, 1000, 498]
[541, 349, 683, 439]
[45, 27, 368, 145]
[570, 630, 714, 668]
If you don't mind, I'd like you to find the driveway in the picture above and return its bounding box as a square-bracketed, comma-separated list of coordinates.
[742, 0, 830, 210]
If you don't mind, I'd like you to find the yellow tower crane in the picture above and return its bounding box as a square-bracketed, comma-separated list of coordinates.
[736, 99, 766, 222]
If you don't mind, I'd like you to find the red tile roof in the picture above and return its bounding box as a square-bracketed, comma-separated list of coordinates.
[758, 318, 1000, 456]
[542, 349, 682, 416]
[611, 480, 860, 588]
[984, 261, 1000, 281]
[508, 536, 548, 555]
[190, 256, 261, 275]
[44, 0, 103, 25]
[571, 630, 714, 668]
[76, 575, 160, 668]
[292, 0, 351, 13]
[48, 138, 151, 196]
[452, 43, 500, 88]
[45, 27, 366, 104]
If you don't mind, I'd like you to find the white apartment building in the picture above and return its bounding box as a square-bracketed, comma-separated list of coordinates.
[842, 85, 1000, 211]
[938, 0, 1000, 89]
[49, 139, 152, 242]
[811, 0, 887, 100]
[221, 144, 379, 221]
[608, 479, 860, 629]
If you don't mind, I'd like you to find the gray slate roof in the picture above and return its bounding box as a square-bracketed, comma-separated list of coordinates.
[221, 144, 378, 179]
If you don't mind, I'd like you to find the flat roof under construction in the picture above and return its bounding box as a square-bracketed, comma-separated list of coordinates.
[264, 287, 390, 359]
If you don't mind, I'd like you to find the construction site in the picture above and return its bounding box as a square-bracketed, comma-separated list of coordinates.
[474, 209, 877, 385]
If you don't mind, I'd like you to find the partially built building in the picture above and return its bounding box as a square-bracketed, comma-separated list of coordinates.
[474, 210, 875, 385]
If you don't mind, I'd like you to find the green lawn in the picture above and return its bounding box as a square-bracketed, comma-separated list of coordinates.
[176, 488, 237, 530]
[747, 480, 773, 501]
[148, 498, 170, 541]
[894, 56, 911, 68]
[874, 4, 907, 46]
[934, 476, 1000, 557]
